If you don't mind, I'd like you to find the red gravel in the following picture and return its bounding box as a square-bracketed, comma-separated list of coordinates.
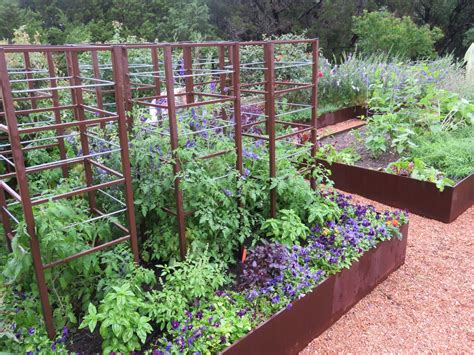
[302, 194, 474, 353]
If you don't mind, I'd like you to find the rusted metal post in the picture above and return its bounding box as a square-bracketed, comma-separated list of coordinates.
[0, 48, 55, 339]
[150, 47, 161, 97]
[91, 50, 105, 128]
[219, 46, 227, 94]
[164, 45, 187, 259]
[23, 52, 38, 110]
[111, 46, 140, 263]
[183, 47, 194, 104]
[232, 44, 243, 175]
[264, 43, 277, 218]
[0, 186, 13, 251]
[65, 51, 97, 212]
[45, 52, 69, 178]
[310, 39, 319, 191]
[121, 48, 133, 127]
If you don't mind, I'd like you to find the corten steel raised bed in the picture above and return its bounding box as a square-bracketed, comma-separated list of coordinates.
[317, 105, 367, 129]
[318, 160, 474, 223]
[222, 223, 408, 355]
[313, 106, 474, 223]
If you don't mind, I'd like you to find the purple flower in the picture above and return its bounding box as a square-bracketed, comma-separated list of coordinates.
[237, 309, 247, 317]
[171, 320, 180, 330]
[51, 342, 57, 351]
[243, 168, 250, 178]
[28, 327, 35, 336]
[223, 189, 233, 197]
[220, 335, 227, 344]
[271, 294, 280, 304]
[210, 81, 217, 92]
[178, 58, 185, 76]
[243, 149, 259, 160]
[196, 310, 203, 320]
[213, 321, 221, 328]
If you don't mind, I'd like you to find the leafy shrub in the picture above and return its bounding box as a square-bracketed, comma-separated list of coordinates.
[410, 129, 474, 180]
[261, 209, 309, 245]
[353, 10, 443, 60]
[386, 159, 454, 191]
[237, 241, 288, 290]
[147, 249, 230, 329]
[80, 283, 153, 354]
[316, 143, 360, 165]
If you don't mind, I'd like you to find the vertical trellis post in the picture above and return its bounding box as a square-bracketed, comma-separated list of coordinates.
[66, 51, 97, 213]
[45, 51, 69, 178]
[0, 48, 55, 339]
[264, 43, 277, 218]
[111, 45, 140, 263]
[163, 45, 188, 259]
[310, 39, 319, 190]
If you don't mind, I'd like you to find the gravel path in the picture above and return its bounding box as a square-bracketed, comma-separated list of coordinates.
[302, 194, 474, 353]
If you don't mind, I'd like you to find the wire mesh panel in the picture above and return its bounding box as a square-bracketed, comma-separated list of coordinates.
[238, 39, 319, 218]
[0, 39, 319, 341]
[0, 45, 139, 338]
[120, 43, 243, 260]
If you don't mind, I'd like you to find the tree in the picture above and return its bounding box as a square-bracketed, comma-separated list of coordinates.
[352, 10, 443, 59]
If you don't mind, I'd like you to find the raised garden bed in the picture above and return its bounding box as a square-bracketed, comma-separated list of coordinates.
[223, 223, 409, 354]
[318, 160, 474, 223]
[316, 108, 474, 223]
[317, 105, 367, 129]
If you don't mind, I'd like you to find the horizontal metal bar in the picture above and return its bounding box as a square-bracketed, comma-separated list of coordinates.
[19, 115, 119, 134]
[31, 178, 125, 206]
[1, 206, 20, 224]
[0, 154, 16, 168]
[26, 148, 121, 174]
[12, 81, 115, 94]
[42, 234, 131, 270]
[97, 189, 126, 207]
[88, 159, 123, 178]
[0, 181, 21, 202]
[197, 149, 233, 160]
[0, 104, 76, 117]
[275, 84, 314, 95]
[276, 127, 313, 141]
[93, 208, 129, 233]
[242, 132, 270, 140]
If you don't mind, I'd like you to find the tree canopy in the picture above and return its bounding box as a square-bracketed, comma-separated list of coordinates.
[0, 0, 472, 58]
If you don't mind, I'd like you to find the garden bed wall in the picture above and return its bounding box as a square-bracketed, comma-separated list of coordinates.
[314, 107, 474, 223]
[222, 224, 408, 355]
[317, 106, 367, 129]
[318, 160, 474, 223]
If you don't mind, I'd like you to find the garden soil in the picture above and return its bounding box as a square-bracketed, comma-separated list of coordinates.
[301, 194, 474, 353]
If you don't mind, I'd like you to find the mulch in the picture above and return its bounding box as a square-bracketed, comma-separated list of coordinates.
[319, 126, 400, 170]
[301, 194, 474, 353]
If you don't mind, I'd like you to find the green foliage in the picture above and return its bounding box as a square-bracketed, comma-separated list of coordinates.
[365, 62, 474, 158]
[410, 129, 474, 180]
[316, 143, 360, 165]
[261, 209, 309, 245]
[386, 159, 454, 191]
[80, 283, 152, 354]
[353, 10, 443, 60]
[147, 249, 230, 329]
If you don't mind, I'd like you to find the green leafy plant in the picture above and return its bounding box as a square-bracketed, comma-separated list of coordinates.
[353, 10, 443, 60]
[386, 159, 454, 191]
[80, 283, 152, 354]
[261, 209, 309, 245]
[147, 249, 230, 329]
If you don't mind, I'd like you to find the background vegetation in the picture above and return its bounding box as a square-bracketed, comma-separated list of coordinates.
[0, 0, 472, 58]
